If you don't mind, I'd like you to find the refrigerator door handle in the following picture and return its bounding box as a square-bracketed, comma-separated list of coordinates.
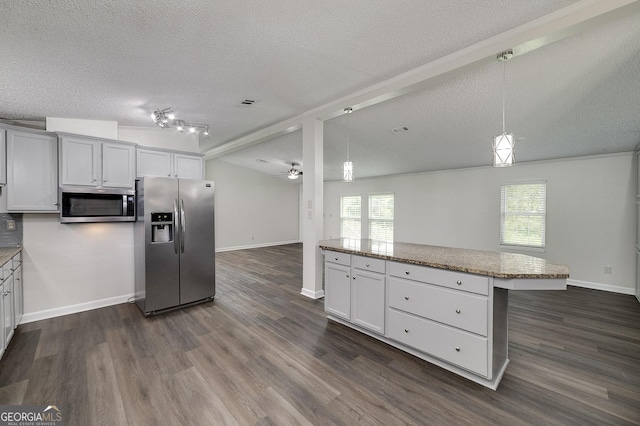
[180, 198, 186, 253]
[173, 198, 179, 254]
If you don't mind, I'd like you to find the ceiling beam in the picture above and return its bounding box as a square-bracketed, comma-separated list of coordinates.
[203, 0, 640, 160]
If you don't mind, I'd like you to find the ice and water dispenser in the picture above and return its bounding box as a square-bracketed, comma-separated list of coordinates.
[151, 212, 173, 243]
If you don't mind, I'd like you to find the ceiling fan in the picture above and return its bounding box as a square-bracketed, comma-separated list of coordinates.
[276, 163, 303, 180]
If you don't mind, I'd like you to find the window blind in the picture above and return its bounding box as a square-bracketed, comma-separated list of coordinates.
[369, 194, 394, 242]
[500, 182, 546, 248]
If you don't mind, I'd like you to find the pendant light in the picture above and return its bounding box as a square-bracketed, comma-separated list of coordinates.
[493, 50, 515, 167]
[343, 107, 354, 182]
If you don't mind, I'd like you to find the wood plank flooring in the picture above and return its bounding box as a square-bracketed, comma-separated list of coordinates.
[1, 243, 639, 425]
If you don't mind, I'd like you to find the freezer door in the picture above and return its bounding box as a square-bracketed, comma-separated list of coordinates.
[144, 177, 181, 312]
[179, 179, 215, 304]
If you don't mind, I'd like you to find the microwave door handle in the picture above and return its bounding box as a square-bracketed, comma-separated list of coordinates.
[180, 199, 186, 253]
[173, 199, 179, 254]
[122, 195, 127, 217]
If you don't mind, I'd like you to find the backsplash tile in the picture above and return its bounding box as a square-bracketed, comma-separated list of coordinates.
[0, 213, 23, 246]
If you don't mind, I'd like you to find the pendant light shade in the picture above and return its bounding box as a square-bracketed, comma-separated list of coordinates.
[342, 160, 353, 181]
[343, 107, 354, 182]
[493, 133, 514, 167]
[493, 50, 515, 167]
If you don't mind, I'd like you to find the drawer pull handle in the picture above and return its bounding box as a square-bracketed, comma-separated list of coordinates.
[405, 271, 410, 275]
[455, 347, 460, 352]
[346, 274, 349, 278]
[404, 296, 409, 300]
[366, 263, 370, 267]
[404, 329, 409, 333]
[456, 280, 462, 285]
[353, 276, 356, 280]
[335, 257, 339, 261]
[456, 309, 461, 314]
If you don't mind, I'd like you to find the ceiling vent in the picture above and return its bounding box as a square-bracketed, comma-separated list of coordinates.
[390, 126, 409, 134]
[255, 158, 268, 163]
[240, 99, 256, 106]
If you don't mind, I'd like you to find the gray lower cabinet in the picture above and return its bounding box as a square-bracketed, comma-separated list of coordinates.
[324, 253, 386, 335]
[324, 254, 352, 321]
[0, 252, 22, 361]
[1, 266, 14, 354]
[6, 129, 59, 212]
[0, 129, 6, 185]
[351, 256, 386, 334]
[323, 250, 508, 389]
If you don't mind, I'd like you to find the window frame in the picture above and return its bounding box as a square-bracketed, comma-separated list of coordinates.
[339, 194, 362, 239]
[500, 180, 547, 252]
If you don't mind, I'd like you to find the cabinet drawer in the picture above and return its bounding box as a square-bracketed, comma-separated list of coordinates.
[387, 308, 488, 377]
[2, 262, 12, 278]
[12, 253, 21, 270]
[388, 277, 488, 336]
[389, 262, 489, 296]
[325, 251, 351, 267]
[352, 255, 385, 274]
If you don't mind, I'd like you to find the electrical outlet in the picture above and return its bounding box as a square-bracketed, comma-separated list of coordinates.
[604, 266, 612, 274]
[6, 220, 15, 231]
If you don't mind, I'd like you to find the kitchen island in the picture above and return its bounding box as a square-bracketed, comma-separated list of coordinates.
[319, 238, 569, 389]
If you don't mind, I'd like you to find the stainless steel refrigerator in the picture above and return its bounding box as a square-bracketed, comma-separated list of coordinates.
[134, 176, 215, 315]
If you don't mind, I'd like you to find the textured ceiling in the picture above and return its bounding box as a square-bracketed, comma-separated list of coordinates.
[1, 1, 639, 181]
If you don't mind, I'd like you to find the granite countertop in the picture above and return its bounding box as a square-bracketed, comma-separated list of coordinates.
[0, 246, 22, 267]
[319, 238, 569, 279]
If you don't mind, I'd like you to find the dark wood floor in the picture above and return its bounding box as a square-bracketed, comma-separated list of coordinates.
[1, 243, 639, 425]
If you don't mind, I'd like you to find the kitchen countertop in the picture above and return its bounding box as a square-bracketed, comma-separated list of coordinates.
[0, 246, 22, 266]
[319, 238, 569, 279]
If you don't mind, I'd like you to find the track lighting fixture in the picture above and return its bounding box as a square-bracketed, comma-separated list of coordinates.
[151, 107, 210, 137]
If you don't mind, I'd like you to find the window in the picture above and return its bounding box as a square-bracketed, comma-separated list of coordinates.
[500, 181, 546, 248]
[369, 194, 394, 242]
[340, 195, 361, 239]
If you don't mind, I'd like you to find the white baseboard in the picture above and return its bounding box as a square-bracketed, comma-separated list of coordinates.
[567, 279, 636, 295]
[216, 240, 301, 253]
[21, 293, 135, 324]
[300, 288, 325, 299]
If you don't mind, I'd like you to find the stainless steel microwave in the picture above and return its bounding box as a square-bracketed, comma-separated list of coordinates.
[60, 186, 136, 223]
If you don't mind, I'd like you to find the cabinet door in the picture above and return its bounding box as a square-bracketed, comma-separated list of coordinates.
[2, 277, 14, 349]
[325, 262, 351, 320]
[0, 130, 6, 185]
[174, 153, 203, 179]
[137, 148, 172, 178]
[60, 136, 99, 186]
[352, 269, 385, 334]
[7, 130, 59, 212]
[102, 142, 135, 188]
[13, 266, 22, 328]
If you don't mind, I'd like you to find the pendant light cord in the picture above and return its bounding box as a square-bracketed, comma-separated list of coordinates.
[346, 110, 351, 160]
[502, 58, 506, 134]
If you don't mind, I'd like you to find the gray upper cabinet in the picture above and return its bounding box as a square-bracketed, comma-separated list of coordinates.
[174, 153, 203, 179]
[59, 134, 135, 188]
[6, 129, 59, 212]
[137, 147, 203, 180]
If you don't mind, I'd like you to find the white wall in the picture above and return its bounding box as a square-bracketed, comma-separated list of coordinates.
[118, 126, 200, 153]
[324, 153, 637, 294]
[206, 159, 300, 250]
[22, 216, 134, 319]
[46, 117, 118, 139]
